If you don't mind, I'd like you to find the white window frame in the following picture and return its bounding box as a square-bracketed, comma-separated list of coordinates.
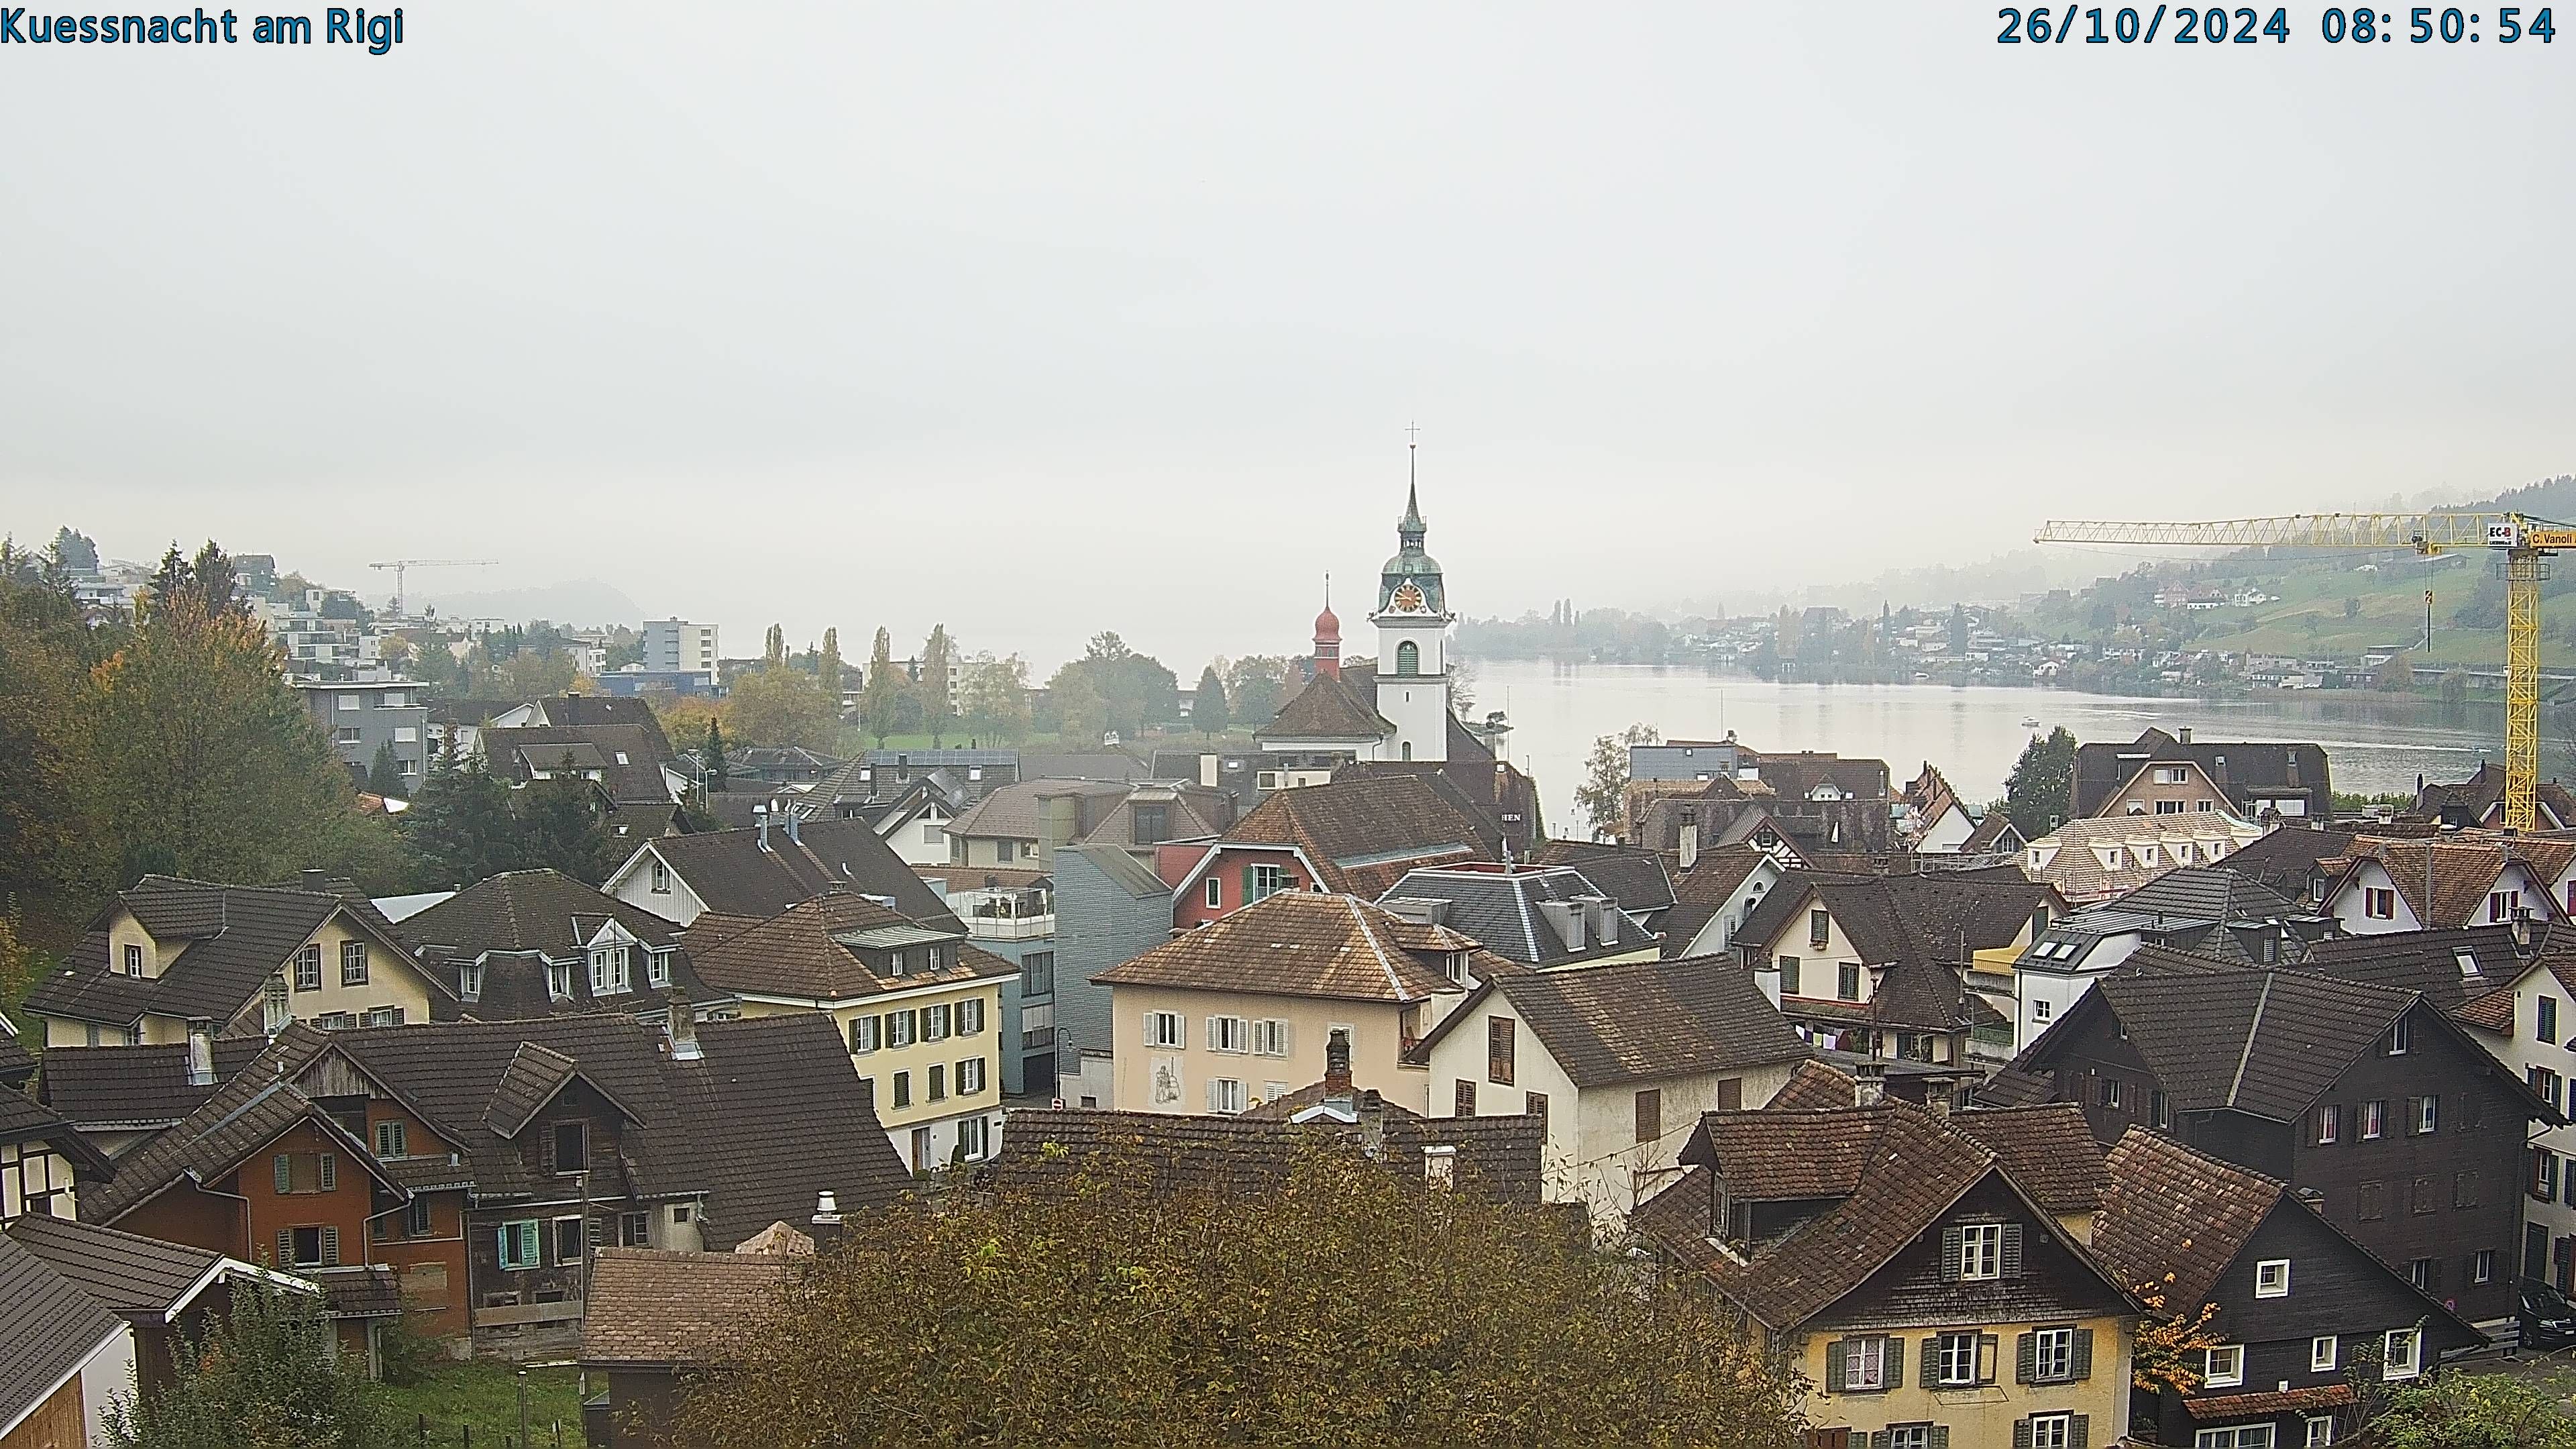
[2033, 1326, 2074, 1382]
[1209, 1077, 1246, 1114]
[1204, 877, 1222, 909]
[957, 1114, 991, 1161]
[2194, 1430, 2274, 1449]
[1843, 1334, 1887, 1391]
[2304, 1415, 2334, 1447]
[923, 1003, 951, 1042]
[2204, 1343, 2245, 1389]
[650, 858, 670, 894]
[1937, 1331, 1978, 1387]
[1209, 1015, 1249, 1053]
[849, 1014, 881, 1054]
[294, 943, 323, 991]
[2381, 1328, 2420, 1381]
[2310, 1335, 2337, 1371]
[957, 996, 984, 1035]
[2417, 1095, 2438, 1134]
[1250, 1018, 1289, 1056]
[1958, 1222, 2003, 1281]
[958, 1057, 985, 1095]
[1887, 1428, 1929, 1449]
[2255, 1258, 2291, 1298]
[2031, 1415, 2074, 1449]
[1144, 1011, 1183, 1049]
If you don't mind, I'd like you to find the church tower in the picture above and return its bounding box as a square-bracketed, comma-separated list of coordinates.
[1371, 468, 1452, 763]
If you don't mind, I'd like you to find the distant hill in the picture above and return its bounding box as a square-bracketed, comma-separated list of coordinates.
[409, 580, 645, 627]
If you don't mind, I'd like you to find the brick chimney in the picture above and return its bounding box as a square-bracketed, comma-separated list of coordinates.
[185, 1020, 215, 1087]
[666, 987, 702, 1063]
[1324, 1026, 1353, 1103]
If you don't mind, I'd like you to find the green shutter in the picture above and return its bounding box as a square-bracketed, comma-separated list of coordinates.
[274, 1154, 292, 1195]
[1825, 1338, 1846, 1393]
[321, 1226, 339, 1265]
[1941, 1225, 1965, 1279]
[2072, 1328, 2093, 1380]
[274, 1228, 292, 1267]
[1929, 1430, 1949, 1449]
[1883, 1336, 1904, 1389]
[2069, 1414, 2089, 1449]
[2012, 1419, 2032, 1449]
[1920, 1335, 1940, 1387]
[1241, 867, 1256, 904]
[2016, 1332, 2037, 1383]
[1870, 1434, 1890, 1449]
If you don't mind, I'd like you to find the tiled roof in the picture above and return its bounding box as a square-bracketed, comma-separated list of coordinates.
[1764, 1059, 1857, 1110]
[1256, 672, 1392, 741]
[2022, 816, 2271, 902]
[1018, 751, 1154, 784]
[1658, 845, 1774, 955]
[482, 724, 676, 806]
[943, 778, 1131, 843]
[398, 869, 681, 959]
[308, 1264, 402, 1319]
[1748, 751, 1891, 802]
[2073, 729, 2331, 818]
[1739, 871, 2057, 972]
[2090, 1128, 2284, 1308]
[2182, 1385, 2355, 1421]
[276, 1014, 915, 1247]
[4, 1214, 229, 1319]
[1943, 1104, 2107, 1216]
[1239, 1080, 1425, 1121]
[580, 1247, 794, 1368]
[0, 1231, 125, 1429]
[1529, 841, 1676, 916]
[642, 817, 958, 928]
[2108, 867, 2304, 926]
[23, 875, 440, 1028]
[2325, 835, 2569, 930]
[2063, 968, 2455, 1123]
[1093, 892, 1468, 1004]
[1374, 863, 1654, 966]
[1419, 956, 1811, 1089]
[1960, 812, 2025, 853]
[2304, 926, 2523, 1010]
[37, 1036, 270, 1129]
[989, 1107, 1542, 1204]
[1222, 773, 1497, 896]
[2212, 825, 2358, 897]
[83, 1064, 398, 1222]
[482, 1042, 582, 1138]
[538, 695, 676, 755]
[2418, 761, 2576, 830]
[681, 892, 1008, 1002]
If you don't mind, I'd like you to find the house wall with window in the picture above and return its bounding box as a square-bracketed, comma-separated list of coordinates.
[1796, 1177, 2132, 1449]
[605, 844, 712, 926]
[1051, 844, 1179, 1105]
[2459, 965, 2576, 1295]
[2137, 1205, 2471, 1449]
[1106, 983, 1427, 1117]
[2096, 759, 2232, 818]
[1171, 845, 1318, 929]
[740, 976, 1006, 1172]
[1421, 994, 1799, 1230]
[0, 1138, 80, 1223]
[348, 1098, 474, 1342]
[464, 1081, 649, 1356]
[113, 1118, 377, 1277]
[47, 908, 432, 1048]
[1746, 901, 1873, 1013]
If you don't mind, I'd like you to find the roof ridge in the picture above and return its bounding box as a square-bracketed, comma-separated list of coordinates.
[2223, 972, 2273, 1108]
[1344, 896, 1405, 997]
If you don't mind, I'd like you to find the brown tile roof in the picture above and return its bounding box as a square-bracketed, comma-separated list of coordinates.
[643, 817, 958, 927]
[2212, 825, 2358, 897]
[943, 777, 1131, 843]
[398, 869, 680, 958]
[1659, 845, 1774, 955]
[1960, 812, 2024, 853]
[1943, 1104, 2107, 1216]
[1739, 871, 2059, 973]
[2183, 1385, 2355, 1420]
[1749, 751, 1892, 802]
[5, 1213, 232, 1319]
[36, 1036, 269, 1130]
[482, 724, 677, 806]
[23, 875, 442, 1028]
[1529, 841, 1676, 915]
[2304, 926, 2523, 1010]
[308, 1265, 402, 1319]
[989, 1106, 1542, 1204]
[1415, 956, 1811, 1089]
[2455, 983, 2520, 1033]
[579, 1247, 794, 1368]
[1222, 773, 1497, 896]
[2326, 835, 2565, 930]
[1239, 1080, 1425, 1121]
[1256, 672, 1393, 741]
[2090, 1128, 2284, 1309]
[1092, 892, 1468, 1004]
[2418, 761, 2576, 830]
[83, 1061, 404, 1222]
[1764, 1059, 1857, 1110]
[2074, 729, 2331, 820]
[679, 892, 1008, 1002]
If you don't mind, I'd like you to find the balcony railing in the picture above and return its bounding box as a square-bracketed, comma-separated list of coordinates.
[963, 914, 1055, 941]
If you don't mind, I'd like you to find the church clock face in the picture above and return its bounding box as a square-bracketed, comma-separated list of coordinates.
[1392, 582, 1426, 612]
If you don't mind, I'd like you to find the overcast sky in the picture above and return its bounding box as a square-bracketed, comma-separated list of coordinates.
[3, 3, 2569, 672]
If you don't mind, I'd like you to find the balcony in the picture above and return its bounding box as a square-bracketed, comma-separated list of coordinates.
[964, 913, 1055, 941]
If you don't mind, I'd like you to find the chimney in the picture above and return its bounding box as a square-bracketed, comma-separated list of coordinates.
[1356, 1088, 1387, 1157]
[666, 987, 703, 1063]
[185, 1020, 215, 1087]
[755, 805, 771, 852]
[1536, 899, 1587, 952]
[2514, 908, 2534, 950]
[1854, 1063, 1886, 1108]
[782, 809, 800, 845]
[1678, 820, 1700, 872]
[1324, 1027, 1354, 1102]
[810, 1189, 843, 1244]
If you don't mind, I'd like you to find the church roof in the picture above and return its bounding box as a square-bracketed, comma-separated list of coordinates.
[1258, 672, 1393, 742]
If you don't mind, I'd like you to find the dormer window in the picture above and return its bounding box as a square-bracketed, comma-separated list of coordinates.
[123, 943, 144, 977]
[589, 947, 631, 996]
[547, 961, 573, 1000]
[460, 964, 483, 1002]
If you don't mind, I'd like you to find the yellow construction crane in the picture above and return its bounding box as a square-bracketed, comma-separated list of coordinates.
[367, 558, 497, 619]
[2035, 513, 2576, 833]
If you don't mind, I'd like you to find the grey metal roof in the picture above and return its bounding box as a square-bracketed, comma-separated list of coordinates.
[0, 1232, 125, 1430]
[1373, 864, 1651, 967]
[830, 924, 956, 950]
[4, 1214, 229, 1320]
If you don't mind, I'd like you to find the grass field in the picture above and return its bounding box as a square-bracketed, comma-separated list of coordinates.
[365, 1360, 587, 1449]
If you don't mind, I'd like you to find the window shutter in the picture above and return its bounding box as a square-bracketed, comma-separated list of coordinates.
[539, 1127, 555, 1175]
[2015, 1331, 2037, 1384]
[1882, 1336, 1904, 1390]
[1205, 1078, 1220, 1112]
[1919, 1335, 1939, 1388]
[321, 1226, 339, 1265]
[1825, 1339, 1847, 1394]
[2000, 1222, 2025, 1277]
[275, 1228, 292, 1267]
[2012, 1419, 2032, 1449]
[2072, 1328, 2093, 1380]
[2069, 1414, 2089, 1449]
[1277, 1021, 1294, 1056]
[274, 1155, 292, 1195]
[1870, 1434, 1891, 1449]
[1941, 1225, 1966, 1280]
[1206, 1016, 1221, 1051]
[318, 1153, 336, 1191]
[588, 1218, 606, 1248]
[1978, 1334, 1999, 1385]
[1241, 867, 1256, 902]
[1929, 1429, 1949, 1449]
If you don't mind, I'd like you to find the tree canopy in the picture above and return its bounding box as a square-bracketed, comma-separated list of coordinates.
[859, 627, 906, 747]
[2000, 725, 2078, 839]
[674, 1146, 1804, 1449]
[106, 1275, 389, 1449]
[1191, 665, 1230, 737]
[1572, 723, 1657, 841]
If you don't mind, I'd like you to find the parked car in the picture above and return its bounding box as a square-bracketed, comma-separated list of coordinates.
[2520, 1279, 2576, 1352]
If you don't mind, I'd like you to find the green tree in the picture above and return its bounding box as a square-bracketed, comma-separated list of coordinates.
[1222, 655, 1293, 731]
[2002, 725, 2079, 839]
[0, 551, 109, 900]
[1049, 633, 1179, 738]
[50, 526, 98, 573]
[724, 666, 839, 751]
[921, 625, 955, 745]
[105, 1274, 390, 1449]
[703, 718, 729, 792]
[89, 555, 356, 885]
[764, 623, 786, 668]
[397, 756, 524, 888]
[672, 1146, 1804, 1449]
[364, 741, 407, 799]
[1051, 672, 1108, 749]
[2374, 652, 2415, 692]
[1191, 665, 1230, 737]
[818, 627, 843, 700]
[2362, 1367, 2576, 1447]
[957, 652, 1031, 744]
[519, 759, 612, 883]
[859, 628, 907, 747]
[1572, 723, 1658, 841]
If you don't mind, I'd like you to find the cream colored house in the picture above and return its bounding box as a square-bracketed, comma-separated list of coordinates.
[22, 874, 447, 1049]
[1413, 955, 1812, 1230]
[2019, 814, 2267, 906]
[1092, 891, 1475, 1117]
[680, 891, 1015, 1172]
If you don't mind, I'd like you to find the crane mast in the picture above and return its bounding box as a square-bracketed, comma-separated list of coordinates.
[2035, 511, 2576, 833]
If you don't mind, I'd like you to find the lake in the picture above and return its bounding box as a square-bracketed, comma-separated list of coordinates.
[1466, 659, 2567, 835]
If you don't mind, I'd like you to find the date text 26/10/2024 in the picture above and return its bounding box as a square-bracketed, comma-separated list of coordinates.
[1999, 5, 2554, 42]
